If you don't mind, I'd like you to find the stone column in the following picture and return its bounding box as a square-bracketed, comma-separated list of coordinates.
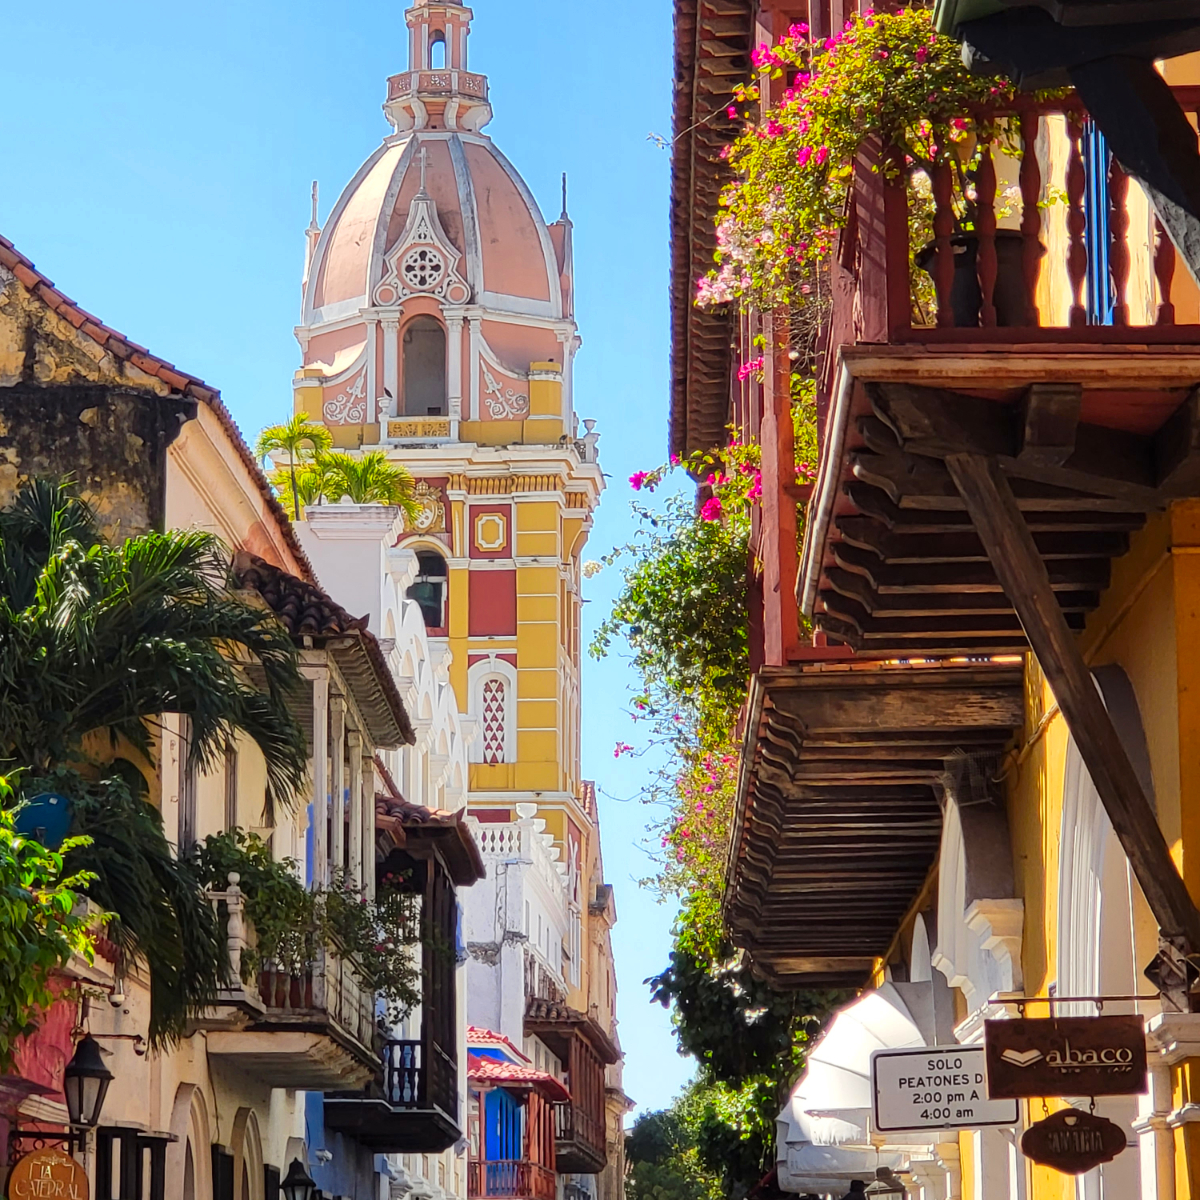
[330, 695, 346, 881]
[348, 729, 363, 890]
[310, 669, 329, 888]
[1136, 1061, 1177, 1200]
[446, 311, 465, 421]
[362, 750, 377, 902]
[467, 316, 481, 420]
[383, 314, 401, 416]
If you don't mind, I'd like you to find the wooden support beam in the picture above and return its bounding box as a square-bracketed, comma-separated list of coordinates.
[1155, 385, 1200, 493]
[831, 542, 1111, 592]
[844, 482, 1146, 534]
[870, 382, 1164, 506]
[1019, 383, 1082, 467]
[824, 567, 1099, 615]
[851, 450, 1158, 512]
[945, 451, 1200, 955]
[835, 517, 1129, 563]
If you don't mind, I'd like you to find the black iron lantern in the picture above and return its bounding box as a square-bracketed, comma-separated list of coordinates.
[62, 1035, 113, 1128]
[280, 1159, 317, 1200]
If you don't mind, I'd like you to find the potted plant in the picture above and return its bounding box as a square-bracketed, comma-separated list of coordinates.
[702, 7, 1040, 326]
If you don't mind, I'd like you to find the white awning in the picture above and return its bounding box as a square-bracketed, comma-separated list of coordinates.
[776, 983, 927, 1194]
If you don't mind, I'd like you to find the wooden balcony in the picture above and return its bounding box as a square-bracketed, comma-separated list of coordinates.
[743, 86, 1200, 663]
[323, 1037, 461, 1153]
[836, 88, 1200, 349]
[524, 997, 614, 1174]
[552, 1099, 607, 1175]
[468, 1160, 557, 1200]
[204, 947, 379, 1090]
[727, 86, 1200, 988]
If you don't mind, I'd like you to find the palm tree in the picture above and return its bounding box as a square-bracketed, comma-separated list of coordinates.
[0, 479, 310, 1042]
[269, 457, 335, 521]
[319, 451, 422, 523]
[254, 412, 332, 521]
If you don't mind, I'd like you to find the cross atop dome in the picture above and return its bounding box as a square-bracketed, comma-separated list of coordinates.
[384, 0, 492, 134]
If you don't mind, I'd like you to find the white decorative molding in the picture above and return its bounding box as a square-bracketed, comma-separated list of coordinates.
[964, 899, 1025, 992]
[374, 149, 470, 308]
[1146, 1013, 1200, 1066]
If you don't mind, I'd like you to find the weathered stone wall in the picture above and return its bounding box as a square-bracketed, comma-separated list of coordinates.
[0, 384, 191, 539]
[0, 262, 192, 538]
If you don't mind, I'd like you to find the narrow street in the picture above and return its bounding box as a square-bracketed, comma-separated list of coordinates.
[4, 3, 1200, 1200]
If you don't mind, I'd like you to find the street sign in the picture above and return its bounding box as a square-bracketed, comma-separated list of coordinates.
[984, 1016, 1147, 1098]
[6, 1147, 88, 1200]
[871, 1045, 1020, 1133]
[1021, 1109, 1128, 1175]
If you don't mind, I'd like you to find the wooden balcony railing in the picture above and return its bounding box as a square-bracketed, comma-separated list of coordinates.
[467, 1161, 557, 1200]
[846, 86, 1200, 346]
[554, 1099, 605, 1158]
[384, 1038, 459, 1117]
[257, 945, 376, 1053]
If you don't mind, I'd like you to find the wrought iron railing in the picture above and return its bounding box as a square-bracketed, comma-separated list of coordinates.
[467, 1161, 556, 1200]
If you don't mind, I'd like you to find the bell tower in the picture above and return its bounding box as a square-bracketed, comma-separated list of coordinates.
[384, 0, 492, 134]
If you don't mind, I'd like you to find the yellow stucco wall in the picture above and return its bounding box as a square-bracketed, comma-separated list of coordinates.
[993, 499, 1200, 1200]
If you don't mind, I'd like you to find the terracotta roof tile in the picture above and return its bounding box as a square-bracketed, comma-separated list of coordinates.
[232, 551, 415, 748]
[233, 551, 364, 637]
[467, 1027, 530, 1062]
[467, 1055, 570, 1102]
[0, 232, 316, 584]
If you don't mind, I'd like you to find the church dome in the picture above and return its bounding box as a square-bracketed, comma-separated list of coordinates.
[296, 0, 577, 444]
[305, 134, 566, 322]
[302, 0, 572, 328]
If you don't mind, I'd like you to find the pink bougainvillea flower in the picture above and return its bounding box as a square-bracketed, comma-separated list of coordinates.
[613, 742, 633, 758]
[699, 496, 723, 522]
[815, 146, 829, 165]
[727, 105, 738, 118]
[796, 146, 812, 168]
[628, 470, 649, 490]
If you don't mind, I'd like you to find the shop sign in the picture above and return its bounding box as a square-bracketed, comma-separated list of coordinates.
[984, 1015, 1147, 1098]
[1021, 1109, 1128, 1175]
[871, 1045, 1019, 1132]
[6, 1148, 88, 1200]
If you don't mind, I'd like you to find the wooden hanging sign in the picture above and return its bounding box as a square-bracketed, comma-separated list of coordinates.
[1021, 1109, 1128, 1175]
[6, 1147, 88, 1200]
[984, 1015, 1147, 1098]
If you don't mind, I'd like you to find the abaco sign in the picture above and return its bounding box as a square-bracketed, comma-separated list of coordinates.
[983, 1015, 1148, 1098]
[871, 1045, 1019, 1133]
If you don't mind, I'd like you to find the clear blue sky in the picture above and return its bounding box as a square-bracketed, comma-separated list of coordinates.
[0, 0, 694, 1114]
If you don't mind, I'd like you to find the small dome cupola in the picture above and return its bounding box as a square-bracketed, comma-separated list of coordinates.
[385, 0, 492, 134]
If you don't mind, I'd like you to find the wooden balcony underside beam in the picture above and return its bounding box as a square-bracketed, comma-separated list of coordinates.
[945, 450, 1200, 1000]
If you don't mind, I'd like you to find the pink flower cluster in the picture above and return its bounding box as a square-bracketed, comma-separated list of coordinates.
[699, 496, 723, 522]
[737, 356, 764, 381]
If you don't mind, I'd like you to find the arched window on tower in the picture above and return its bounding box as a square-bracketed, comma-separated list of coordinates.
[480, 677, 507, 764]
[407, 550, 448, 630]
[403, 316, 447, 417]
[430, 32, 447, 69]
[467, 659, 516, 764]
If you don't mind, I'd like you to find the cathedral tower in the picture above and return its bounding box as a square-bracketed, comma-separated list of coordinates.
[295, 0, 608, 1031]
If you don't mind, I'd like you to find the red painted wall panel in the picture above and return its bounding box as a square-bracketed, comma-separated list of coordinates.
[468, 569, 517, 636]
